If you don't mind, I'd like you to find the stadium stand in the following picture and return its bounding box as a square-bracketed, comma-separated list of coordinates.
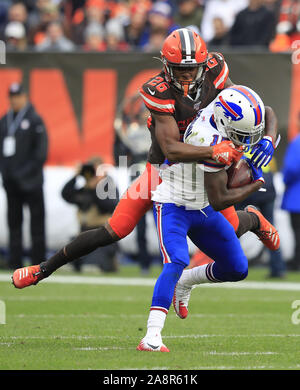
[0, 0, 289, 52]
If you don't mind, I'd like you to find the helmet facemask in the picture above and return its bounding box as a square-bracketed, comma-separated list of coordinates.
[224, 121, 265, 147]
[162, 56, 207, 97]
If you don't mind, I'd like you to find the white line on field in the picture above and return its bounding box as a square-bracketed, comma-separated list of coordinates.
[106, 365, 300, 370]
[207, 351, 279, 355]
[8, 313, 285, 319]
[74, 347, 128, 351]
[72, 348, 280, 355]
[72, 347, 279, 355]
[178, 365, 300, 370]
[1, 334, 300, 340]
[164, 334, 300, 338]
[1, 273, 300, 291]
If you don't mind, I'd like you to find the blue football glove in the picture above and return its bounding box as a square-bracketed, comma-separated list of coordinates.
[242, 156, 265, 184]
[250, 136, 275, 168]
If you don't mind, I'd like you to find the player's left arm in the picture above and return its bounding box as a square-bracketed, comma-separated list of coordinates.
[204, 167, 263, 212]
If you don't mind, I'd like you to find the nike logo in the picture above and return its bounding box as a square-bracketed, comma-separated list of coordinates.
[147, 343, 159, 350]
[148, 88, 155, 96]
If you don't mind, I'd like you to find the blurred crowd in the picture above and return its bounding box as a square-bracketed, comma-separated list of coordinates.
[0, 0, 299, 53]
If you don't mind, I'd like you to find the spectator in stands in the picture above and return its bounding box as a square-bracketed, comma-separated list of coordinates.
[208, 16, 230, 47]
[0, 2, 29, 41]
[61, 156, 119, 273]
[36, 20, 75, 51]
[105, 17, 129, 51]
[4, 21, 28, 51]
[0, 1, 11, 34]
[82, 21, 106, 51]
[16, 0, 41, 13]
[139, 1, 179, 50]
[71, 0, 106, 45]
[173, 0, 204, 31]
[8, 2, 28, 27]
[27, 1, 63, 46]
[269, 0, 300, 52]
[281, 133, 300, 271]
[201, 0, 248, 44]
[123, 4, 148, 49]
[143, 27, 167, 52]
[229, 0, 276, 47]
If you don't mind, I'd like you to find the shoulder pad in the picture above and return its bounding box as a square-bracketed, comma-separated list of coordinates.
[140, 75, 175, 114]
[207, 52, 229, 90]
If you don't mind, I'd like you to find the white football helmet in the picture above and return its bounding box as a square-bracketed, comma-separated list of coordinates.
[213, 85, 265, 147]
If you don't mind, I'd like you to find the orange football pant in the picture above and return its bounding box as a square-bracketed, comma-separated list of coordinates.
[108, 163, 240, 239]
[220, 205, 240, 232]
[108, 162, 160, 238]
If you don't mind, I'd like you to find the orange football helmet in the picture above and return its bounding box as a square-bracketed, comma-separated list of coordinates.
[161, 28, 208, 96]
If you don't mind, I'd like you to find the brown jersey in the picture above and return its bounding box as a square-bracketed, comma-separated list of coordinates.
[140, 52, 229, 164]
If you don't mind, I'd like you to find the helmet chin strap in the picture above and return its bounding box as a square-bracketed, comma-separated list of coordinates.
[175, 75, 198, 96]
[181, 80, 193, 97]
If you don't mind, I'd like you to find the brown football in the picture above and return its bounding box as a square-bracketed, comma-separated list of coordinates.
[227, 159, 253, 189]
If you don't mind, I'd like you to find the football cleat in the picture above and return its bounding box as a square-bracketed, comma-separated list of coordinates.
[12, 265, 44, 289]
[245, 205, 280, 251]
[173, 283, 194, 319]
[136, 336, 170, 352]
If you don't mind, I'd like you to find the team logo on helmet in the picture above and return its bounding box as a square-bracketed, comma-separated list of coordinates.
[216, 95, 244, 122]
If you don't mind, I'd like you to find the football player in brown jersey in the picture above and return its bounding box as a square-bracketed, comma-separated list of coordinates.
[12, 28, 279, 289]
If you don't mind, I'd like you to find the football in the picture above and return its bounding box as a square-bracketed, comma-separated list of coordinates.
[227, 158, 253, 189]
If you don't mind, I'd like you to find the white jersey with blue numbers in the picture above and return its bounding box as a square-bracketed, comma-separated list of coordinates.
[151, 99, 230, 210]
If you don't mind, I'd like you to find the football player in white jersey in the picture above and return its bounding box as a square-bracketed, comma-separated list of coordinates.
[137, 85, 279, 352]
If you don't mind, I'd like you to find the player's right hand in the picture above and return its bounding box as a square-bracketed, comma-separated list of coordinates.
[212, 140, 243, 166]
[243, 157, 265, 184]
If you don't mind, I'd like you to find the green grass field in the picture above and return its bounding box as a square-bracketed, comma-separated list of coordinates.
[1, 265, 300, 371]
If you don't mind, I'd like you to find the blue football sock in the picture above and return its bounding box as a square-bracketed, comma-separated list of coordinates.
[151, 262, 185, 311]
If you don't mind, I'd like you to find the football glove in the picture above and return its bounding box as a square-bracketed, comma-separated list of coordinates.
[243, 157, 265, 184]
[212, 140, 243, 166]
[250, 136, 275, 168]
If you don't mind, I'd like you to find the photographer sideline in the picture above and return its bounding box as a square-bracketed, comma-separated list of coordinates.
[61, 156, 119, 273]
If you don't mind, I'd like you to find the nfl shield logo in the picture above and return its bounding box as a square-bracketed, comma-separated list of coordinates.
[194, 102, 201, 110]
